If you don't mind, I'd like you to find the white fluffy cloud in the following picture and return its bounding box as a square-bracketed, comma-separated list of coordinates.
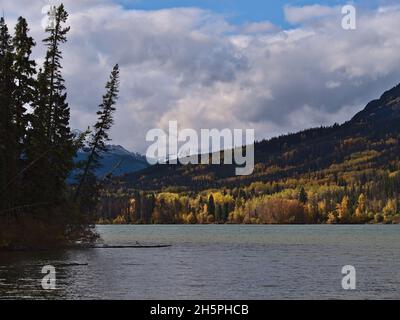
[284, 4, 339, 24]
[2, 1, 400, 153]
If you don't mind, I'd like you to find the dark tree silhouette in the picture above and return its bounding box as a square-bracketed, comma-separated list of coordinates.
[74, 64, 120, 205]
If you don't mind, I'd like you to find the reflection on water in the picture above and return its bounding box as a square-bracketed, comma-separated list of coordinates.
[0, 250, 81, 299]
[1, 225, 400, 300]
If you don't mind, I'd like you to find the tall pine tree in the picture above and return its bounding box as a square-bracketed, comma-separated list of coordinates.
[0, 17, 16, 215]
[26, 5, 75, 210]
[74, 64, 120, 205]
[12, 17, 36, 210]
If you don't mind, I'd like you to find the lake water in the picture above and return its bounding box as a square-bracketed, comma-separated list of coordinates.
[1, 225, 400, 300]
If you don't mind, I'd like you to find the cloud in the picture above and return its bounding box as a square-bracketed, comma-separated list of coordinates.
[241, 21, 280, 34]
[2, 1, 400, 154]
[284, 5, 339, 24]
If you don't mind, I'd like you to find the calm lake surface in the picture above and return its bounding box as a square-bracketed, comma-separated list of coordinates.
[1, 225, 400, 300]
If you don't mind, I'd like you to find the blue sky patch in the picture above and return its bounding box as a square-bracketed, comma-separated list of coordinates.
[116, 0, 387, 27]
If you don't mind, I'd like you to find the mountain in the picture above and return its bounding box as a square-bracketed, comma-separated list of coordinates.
[97, 83, 400, 225]
[75, 145, 149, 179]
[125, 83, 400, 191]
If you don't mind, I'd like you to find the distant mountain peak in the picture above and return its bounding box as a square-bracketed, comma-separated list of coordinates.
[72, 144, 149, 181]
[106, 144, 133, 156]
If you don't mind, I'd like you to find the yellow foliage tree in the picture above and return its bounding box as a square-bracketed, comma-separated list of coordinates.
[354, 193, 367, 223]
[113, 215, 127, 224]
[336, 196, 351, 224]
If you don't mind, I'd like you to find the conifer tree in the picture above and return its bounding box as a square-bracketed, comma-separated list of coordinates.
[298, 187, 308, 204]
[12, 17, 36, 207]
[0, 17, 15, 214]
[13, 17, 36, 145]
[0, 6, 116, 247]
[74, 64, 120, 202]
[208, 194, 215, 217]
[26, 4, 74, 208]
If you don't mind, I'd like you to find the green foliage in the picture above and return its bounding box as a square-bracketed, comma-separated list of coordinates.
[207, 194, 215, 217]
[0, 17, 17, 214]
[0, 6, 117, 249]
[298, 187, 308, 204]
[25, 4, 75, 209]
[96, 149, 400, 225]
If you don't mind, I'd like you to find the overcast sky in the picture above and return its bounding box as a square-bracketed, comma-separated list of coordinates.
[2, 0, 400, 153]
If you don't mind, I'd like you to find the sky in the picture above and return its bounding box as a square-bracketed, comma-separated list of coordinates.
[1, 0, 400, 154]
[117, 0, 386, 26]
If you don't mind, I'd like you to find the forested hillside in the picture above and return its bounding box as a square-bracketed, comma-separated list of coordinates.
[99, 84, 400, 225]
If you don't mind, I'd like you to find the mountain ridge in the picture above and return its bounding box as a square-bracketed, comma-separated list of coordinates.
[75, 144, 149, 178]
[124, 82, 400, 191]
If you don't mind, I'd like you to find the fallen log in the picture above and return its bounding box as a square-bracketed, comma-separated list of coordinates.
[92, 244, 172, 249]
